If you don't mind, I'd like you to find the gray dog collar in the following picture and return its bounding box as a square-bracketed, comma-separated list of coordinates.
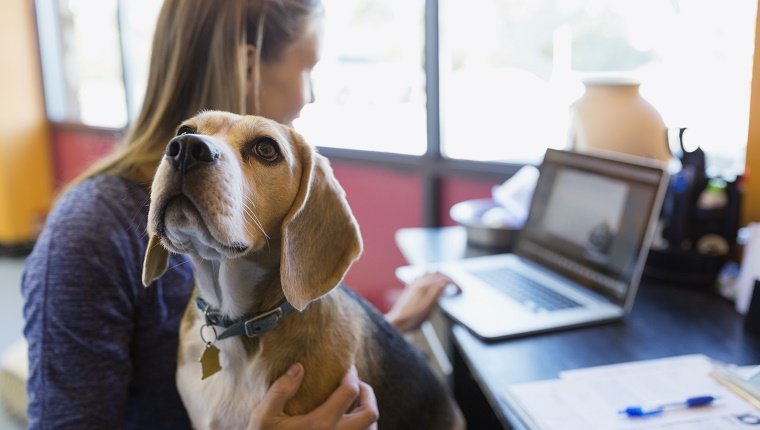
[195, 297, 296, 340]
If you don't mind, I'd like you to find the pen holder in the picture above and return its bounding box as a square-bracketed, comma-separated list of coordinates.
[645, 171, 742, 289]
[644, 248, 726, 288]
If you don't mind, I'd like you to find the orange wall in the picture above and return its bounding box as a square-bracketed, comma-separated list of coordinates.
[745, 1, 760, 224]
[0, 0, 54, 244]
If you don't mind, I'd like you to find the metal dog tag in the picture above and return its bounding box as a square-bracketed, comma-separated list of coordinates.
[200, 344, 222, 380]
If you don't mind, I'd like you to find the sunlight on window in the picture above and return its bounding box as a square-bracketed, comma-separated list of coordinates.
[120, 0, 162, 120]
[63, 0, 126, 128]
[37, 0, 758, 172]
[440, 0, 757, 175]
[295, 0, 427, 155]
[37, 0, 160, 128]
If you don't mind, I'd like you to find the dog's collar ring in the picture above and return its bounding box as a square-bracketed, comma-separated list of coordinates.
[200, 323, 218, 345]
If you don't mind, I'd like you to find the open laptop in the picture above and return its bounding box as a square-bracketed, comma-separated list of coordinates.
[397, 149, 669, 341]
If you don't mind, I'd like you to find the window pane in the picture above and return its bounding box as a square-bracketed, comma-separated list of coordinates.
[119, 0, 162, 121]
[294, 0, 427, 155]
[440, 0, 756, 175]
[38, 0, 127, 128]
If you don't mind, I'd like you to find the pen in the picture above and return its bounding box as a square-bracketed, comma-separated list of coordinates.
[619, 395, 719, 417]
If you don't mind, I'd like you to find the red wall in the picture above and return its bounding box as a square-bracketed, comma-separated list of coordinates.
[331, 163, 424, 312]
[50, 127, 119, 186]
[440, 176, 497, 226]
[49, 128, 500, 313]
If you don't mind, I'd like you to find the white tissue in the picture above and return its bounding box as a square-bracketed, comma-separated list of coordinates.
[491, 165, 540, 228]
[481, 206, 511, 228]
[735, 223, 760, 314]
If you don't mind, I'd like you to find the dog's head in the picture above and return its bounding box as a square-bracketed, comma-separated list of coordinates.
[142, 111, 362, 310]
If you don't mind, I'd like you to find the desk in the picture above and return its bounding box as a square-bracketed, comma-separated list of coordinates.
[395, 227, 760, 430]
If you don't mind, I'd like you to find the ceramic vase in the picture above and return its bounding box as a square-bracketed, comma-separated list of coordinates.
[569, 77, 671, 162]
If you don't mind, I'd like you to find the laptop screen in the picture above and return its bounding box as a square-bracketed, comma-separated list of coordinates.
[515, 149, 667, 306]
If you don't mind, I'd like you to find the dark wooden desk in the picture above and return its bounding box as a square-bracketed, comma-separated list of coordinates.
[395, 227, 760, 430]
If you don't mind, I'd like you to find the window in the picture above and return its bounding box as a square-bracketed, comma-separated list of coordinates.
[294, 0, 427, 155]
[439, 0, 757, 175]
[36, 0, 757, 174]
[36, 0, 161, 128]
[118, 0, 163, 120]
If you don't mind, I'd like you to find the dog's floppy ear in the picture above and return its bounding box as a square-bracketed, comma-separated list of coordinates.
[280, 139, 363, 311]
[142, 234, 170, 287]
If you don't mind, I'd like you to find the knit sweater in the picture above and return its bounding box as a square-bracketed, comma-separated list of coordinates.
[22, 175, 194, 429]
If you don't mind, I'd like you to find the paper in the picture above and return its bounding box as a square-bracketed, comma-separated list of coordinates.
[503, 354, 760, 430]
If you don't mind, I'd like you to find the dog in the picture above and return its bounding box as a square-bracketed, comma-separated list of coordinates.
[142, 111, 465, 429]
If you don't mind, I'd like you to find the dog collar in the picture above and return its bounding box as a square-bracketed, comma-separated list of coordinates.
[195, 296, 296, 340]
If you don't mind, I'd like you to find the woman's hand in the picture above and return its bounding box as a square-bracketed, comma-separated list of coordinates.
[385, 272, 459, 333]
[247, 363, 379, 430]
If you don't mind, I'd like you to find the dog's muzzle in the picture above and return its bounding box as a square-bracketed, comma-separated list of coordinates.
[165, 134, 220, 173]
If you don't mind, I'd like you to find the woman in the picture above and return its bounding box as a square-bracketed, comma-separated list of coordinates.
[22, 0, 452, 429]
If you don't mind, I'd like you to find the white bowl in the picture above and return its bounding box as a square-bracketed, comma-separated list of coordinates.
[449, 198, 519, 250]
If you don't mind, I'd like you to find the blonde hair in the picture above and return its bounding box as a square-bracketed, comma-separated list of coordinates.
[72, 0, 322, 188]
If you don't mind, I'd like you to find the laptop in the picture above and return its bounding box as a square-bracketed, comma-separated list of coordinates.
[397, 149, 669, 341]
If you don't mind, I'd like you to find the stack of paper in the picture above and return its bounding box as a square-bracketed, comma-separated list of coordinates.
[503, 354, 760, 430]
[713, 363, 760, 409]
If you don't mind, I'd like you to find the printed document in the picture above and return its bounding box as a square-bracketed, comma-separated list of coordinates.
[503, 354, 760, 429]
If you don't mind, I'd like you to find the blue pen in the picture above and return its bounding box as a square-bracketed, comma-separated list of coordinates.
[620, 395, 719, 417]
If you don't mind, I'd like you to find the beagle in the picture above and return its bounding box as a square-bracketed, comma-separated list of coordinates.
[142, 111, 465, 429]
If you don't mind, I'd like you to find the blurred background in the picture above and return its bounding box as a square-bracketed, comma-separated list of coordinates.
[2, 0, 760, 426]
[11, 0, 759, 306]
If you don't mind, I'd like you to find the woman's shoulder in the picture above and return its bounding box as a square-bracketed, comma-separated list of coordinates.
[52, 175, 148, 227]
[25, 174, 164, 290]
[39, 175, 150, 252]
[58, 174, 145, 205]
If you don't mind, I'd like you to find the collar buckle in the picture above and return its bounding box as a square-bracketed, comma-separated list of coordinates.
[243, 307, 284, 337]
[196, 296, 295, 340]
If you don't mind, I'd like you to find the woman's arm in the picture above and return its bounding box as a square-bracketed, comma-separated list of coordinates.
[20, 179, 178, 429]
[23, 225, 137, 430]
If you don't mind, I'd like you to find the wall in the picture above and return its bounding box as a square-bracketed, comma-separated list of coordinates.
[331, 163, 425, 312]
[440, 177, 496, 226]
[745, 4, 760, 225]
[0, 0, 54, 245]
[50, 126, 120, 188]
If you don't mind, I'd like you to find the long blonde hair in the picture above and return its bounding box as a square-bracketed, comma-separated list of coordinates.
[73, 0, 322, 188]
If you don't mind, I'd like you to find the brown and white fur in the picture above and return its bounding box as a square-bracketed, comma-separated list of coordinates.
[142, 111, 464, 429]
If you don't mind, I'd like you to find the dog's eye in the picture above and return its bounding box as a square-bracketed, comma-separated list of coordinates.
[177, 125, 196, 136]
[252, 138, 280, 162]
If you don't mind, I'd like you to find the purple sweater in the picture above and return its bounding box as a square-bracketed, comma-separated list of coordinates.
[22, 175, 194, 429]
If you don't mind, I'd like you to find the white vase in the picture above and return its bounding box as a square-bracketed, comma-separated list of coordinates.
[569, 77, 671, 162]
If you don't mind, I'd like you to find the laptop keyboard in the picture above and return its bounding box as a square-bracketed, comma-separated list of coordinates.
[470, 268, 583, 312]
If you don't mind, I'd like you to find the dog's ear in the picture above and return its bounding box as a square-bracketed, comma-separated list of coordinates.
[142, 234, 170, 287]
[280, 140, 363, 311]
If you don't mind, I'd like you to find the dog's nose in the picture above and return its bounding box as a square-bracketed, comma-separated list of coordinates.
[165, 134, 219, 173]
